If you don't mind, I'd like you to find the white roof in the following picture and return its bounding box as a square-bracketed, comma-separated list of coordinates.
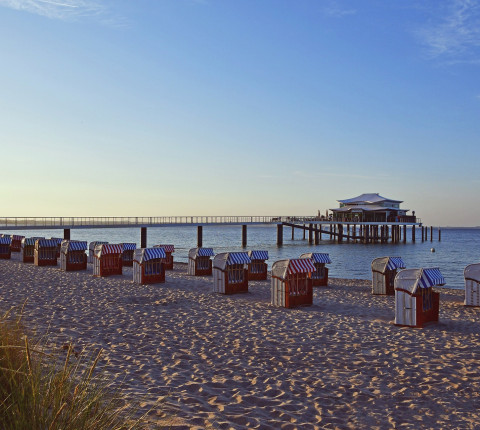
[395, 268, 445, 294]
[465, 263, 480, 282]
[338, 193, 403, 205]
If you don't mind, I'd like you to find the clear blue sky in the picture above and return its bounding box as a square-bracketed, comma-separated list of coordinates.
[1, 0, 479, 226]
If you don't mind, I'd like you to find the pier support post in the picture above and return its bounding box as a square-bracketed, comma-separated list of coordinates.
[314, 225, 319, 245]
[439, 228, 441, 241]
[338, 224, 343, 243]
[403, 225, 407, 243]
[292, 226, 295, 240]
[141, 227, 147, 248]
[412, 225, 415, 242]
[308, 224, 313, 244]
[303, 224, 306, 240]
[197, 225, 203, 248]
[277, 224, 283, 246]
[63, 228, 70, 240]
[242, 225, 247, 247]
[430, 226, 433, 242]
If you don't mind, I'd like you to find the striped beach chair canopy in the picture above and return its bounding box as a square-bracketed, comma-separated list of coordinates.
[395, 267, 445, 294]
[372, 256, 406, 274]
[465, 263, 480, 283]
[50, 237, 64, 245]
[213, 252, 251, 270]
[0, 236, 12, 245]
[300, 253, 331, 264]
[122, 243, 137, 251]
[35, 239, 58, 249]
[248, 250, 269, 261]
[61, 241, 88, 254]
[22, 237, 44, 247]
[134, 247, 166, 264]
[189, 248, 215, 259]
[272, 258, 316, 280]
[89, 241, 109, 252]
[155, 244, 175, 253]
[11, 235, 25, 241]
[94, 244, 123, 257]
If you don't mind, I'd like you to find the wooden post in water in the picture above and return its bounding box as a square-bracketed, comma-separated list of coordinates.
[309, 224, 313, 244]
[64, 228, 71, 240]
[141, 227, 147, 248]
[430, 226, 433, 242]
[242, 225, 247, 247]
[314, 225, 320, 245]
[421, 226, 424, 242]
[338, 224, 343, 243]
[277, 224, 283, 246]
[303, 224, 306, 240]
[197, 225, 203, 248]
[412, 225, 415, 242]
[291, 226, 295, 240]
[439, 228, 441, 241]
[403, 225, 407, 243]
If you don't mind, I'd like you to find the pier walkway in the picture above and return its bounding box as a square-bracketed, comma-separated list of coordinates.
[0, 216, 432, 248]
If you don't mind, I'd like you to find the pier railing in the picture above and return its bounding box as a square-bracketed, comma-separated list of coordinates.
[0, 216, 317, 229]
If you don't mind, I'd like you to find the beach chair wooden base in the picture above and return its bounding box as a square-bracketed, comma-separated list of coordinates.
[34, 258, 58, 267]
[0, 252, 11, 260]
[224, 280, 249, 295]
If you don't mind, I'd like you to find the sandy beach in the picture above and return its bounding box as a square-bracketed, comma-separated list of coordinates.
[1, 253, 480, 429]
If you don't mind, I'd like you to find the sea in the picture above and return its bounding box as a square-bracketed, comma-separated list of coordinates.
[4, 226, 480, 290]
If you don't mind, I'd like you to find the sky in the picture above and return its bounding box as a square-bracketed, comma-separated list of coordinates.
[0, 0, 479, 226]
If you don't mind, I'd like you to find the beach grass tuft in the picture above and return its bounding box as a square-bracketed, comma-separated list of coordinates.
[0, 305, 150, 430]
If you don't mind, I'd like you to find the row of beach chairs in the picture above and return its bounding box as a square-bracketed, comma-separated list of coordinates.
[2, 235, 479, 329]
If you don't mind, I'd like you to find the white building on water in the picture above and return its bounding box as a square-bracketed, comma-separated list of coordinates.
[330, 193, 416, 223]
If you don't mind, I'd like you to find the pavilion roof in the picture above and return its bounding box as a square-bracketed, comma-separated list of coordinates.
[337, 193, 403, 205]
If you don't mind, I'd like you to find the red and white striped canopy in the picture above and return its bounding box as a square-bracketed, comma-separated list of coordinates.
[287, 258, 316, 274]
[94, 244, 123, 257]
[155, 244, 175, 253]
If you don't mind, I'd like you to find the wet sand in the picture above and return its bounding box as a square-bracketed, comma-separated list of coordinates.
[1, 253, 479, 429]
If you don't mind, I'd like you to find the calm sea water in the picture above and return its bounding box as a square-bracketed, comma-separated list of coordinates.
[5, 226, 480, 289]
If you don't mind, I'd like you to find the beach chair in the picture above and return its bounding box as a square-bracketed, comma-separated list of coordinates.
[188, 248, 215, 276]
[93, 244, 123, 277]
[247, 250, 269, 280]
[154, 244, 175, 270]
[394, 268, 445, 327]
[133, 248, 166, 284]
[464, 263, 480, 307]
[213, 252, 251, 294]
[271, 258, 316, 308]
[34, 239, 58, 266]
[300, 253, 331, 286]
[0, 236, 12, 259]
[60, 240, 88, 271]
[121, 243, 137, 267]
[371, 256, 406, 295]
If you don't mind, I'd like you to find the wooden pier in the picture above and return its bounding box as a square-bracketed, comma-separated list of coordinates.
[0, 216, 438, 248]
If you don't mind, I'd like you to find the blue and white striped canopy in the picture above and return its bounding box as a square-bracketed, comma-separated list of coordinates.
[36, 239, 58, 248]
[135, 247, 166, 263]
[68, 241, 88, 251]
[50, 238, 63, 245]
[198, 248, 215, 257]
[419, 268, 445, 288]
[311, 253, 331, 264]
[249, 250, 269, 261]
[0, 237, 12, 245]
[386, 257, 406, 270]
[227, 252, 251, 265]
[122, 243, 137, 251]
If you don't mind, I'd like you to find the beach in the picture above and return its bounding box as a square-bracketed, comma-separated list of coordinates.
[1, 254, 479, 429]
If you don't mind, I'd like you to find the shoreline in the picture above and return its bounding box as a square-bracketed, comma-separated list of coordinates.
[0, 253, 478, 429]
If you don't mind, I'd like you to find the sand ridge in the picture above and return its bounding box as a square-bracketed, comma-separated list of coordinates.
[1, 253, 480, 429]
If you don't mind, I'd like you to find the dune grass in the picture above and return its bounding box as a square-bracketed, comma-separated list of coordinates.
[0, 306, 152, 430]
